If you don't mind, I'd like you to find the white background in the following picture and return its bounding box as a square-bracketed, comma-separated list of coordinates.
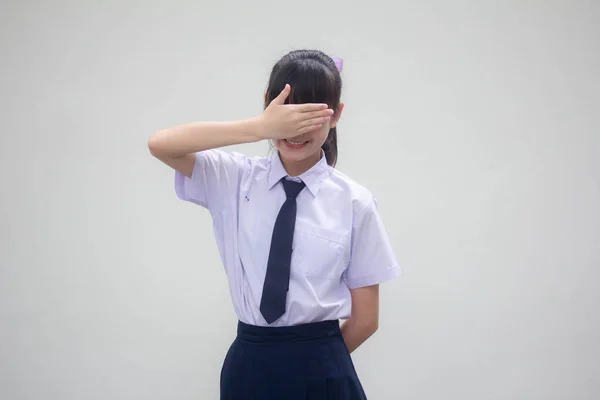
[1, 1, 599, 399]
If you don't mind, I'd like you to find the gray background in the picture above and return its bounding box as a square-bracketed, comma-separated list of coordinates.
[1, 1, 599, 399]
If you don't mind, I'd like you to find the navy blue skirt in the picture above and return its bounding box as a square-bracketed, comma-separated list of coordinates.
[220, 320, 367, 399]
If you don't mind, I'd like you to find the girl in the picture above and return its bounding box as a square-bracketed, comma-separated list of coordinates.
[149, 49, 400, 399]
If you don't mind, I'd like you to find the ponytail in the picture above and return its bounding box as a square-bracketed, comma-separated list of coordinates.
[322, 127, 338, 167]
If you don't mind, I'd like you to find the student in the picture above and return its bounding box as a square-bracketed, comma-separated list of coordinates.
[148, 49, 401, 399]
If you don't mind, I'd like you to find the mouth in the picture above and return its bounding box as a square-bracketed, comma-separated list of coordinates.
[284, 138, 309, 149]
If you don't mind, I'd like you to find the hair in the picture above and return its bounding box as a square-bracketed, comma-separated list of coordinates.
[264, 49, 342, 167]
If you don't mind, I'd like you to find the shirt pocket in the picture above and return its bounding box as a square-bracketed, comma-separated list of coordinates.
[292, 224, 349, 280]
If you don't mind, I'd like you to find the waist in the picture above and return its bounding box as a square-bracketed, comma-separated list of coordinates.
[236, 320, 341, 343]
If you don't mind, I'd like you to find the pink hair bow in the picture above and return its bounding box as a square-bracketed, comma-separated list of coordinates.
[332, 57, 343, 72]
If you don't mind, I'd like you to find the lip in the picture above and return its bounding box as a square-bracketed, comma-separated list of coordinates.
[284, 138, 309, 149]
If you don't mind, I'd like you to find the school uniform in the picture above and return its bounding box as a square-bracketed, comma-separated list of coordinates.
[175, 148, 400, 399]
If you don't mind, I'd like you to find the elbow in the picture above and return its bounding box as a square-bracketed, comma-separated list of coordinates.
[355, 316, 378, 338]
[147, 131, 165, 158]
[372, 318, 379, 333]
[366, 318, 379, 337]
[364, 312, 379, 337]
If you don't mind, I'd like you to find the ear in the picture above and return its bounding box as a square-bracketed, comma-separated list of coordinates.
[330, 102, 344, 128]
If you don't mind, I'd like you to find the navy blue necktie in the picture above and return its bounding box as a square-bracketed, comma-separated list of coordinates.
[259, 178, 306, 324]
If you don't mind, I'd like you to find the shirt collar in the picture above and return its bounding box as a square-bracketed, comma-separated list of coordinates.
[267, 149, 332, 196]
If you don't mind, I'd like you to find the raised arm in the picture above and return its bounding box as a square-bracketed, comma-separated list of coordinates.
[148, 119, 262, 178]
[147, 84, 333, 177]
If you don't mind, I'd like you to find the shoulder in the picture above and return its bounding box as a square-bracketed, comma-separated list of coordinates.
[327, 168, 377, 213]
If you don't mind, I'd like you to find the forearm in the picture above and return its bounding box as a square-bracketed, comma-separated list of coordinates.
[340, 317, 378, 353]
[148, 118, 263, 158]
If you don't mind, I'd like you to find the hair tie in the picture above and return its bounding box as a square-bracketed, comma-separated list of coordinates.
[332, 57, 343, 72]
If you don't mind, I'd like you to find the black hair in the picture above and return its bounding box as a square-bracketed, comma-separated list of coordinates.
[264, 49, 342, 167]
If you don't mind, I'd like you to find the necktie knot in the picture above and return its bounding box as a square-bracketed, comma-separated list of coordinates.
[282, 179, 306, 199]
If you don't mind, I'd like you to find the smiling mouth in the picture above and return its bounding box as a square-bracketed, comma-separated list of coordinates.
[284, 138, 309, 149]
[285, 139, 308, 145]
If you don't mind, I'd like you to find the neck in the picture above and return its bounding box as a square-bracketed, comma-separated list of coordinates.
[280, 150, 322, 177]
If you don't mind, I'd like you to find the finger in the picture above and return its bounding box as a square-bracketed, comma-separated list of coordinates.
[302, 109, 334, 121]
[272, 84, 291, 105]
[299, 116, 331, 129]
[291, 103, 330, 112]
[298, 123, 324, 134]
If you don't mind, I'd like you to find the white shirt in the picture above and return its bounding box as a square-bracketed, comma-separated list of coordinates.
[175, 149, 400, 326]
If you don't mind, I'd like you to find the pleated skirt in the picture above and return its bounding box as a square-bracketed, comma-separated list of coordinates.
[220, 320, 367, 399]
